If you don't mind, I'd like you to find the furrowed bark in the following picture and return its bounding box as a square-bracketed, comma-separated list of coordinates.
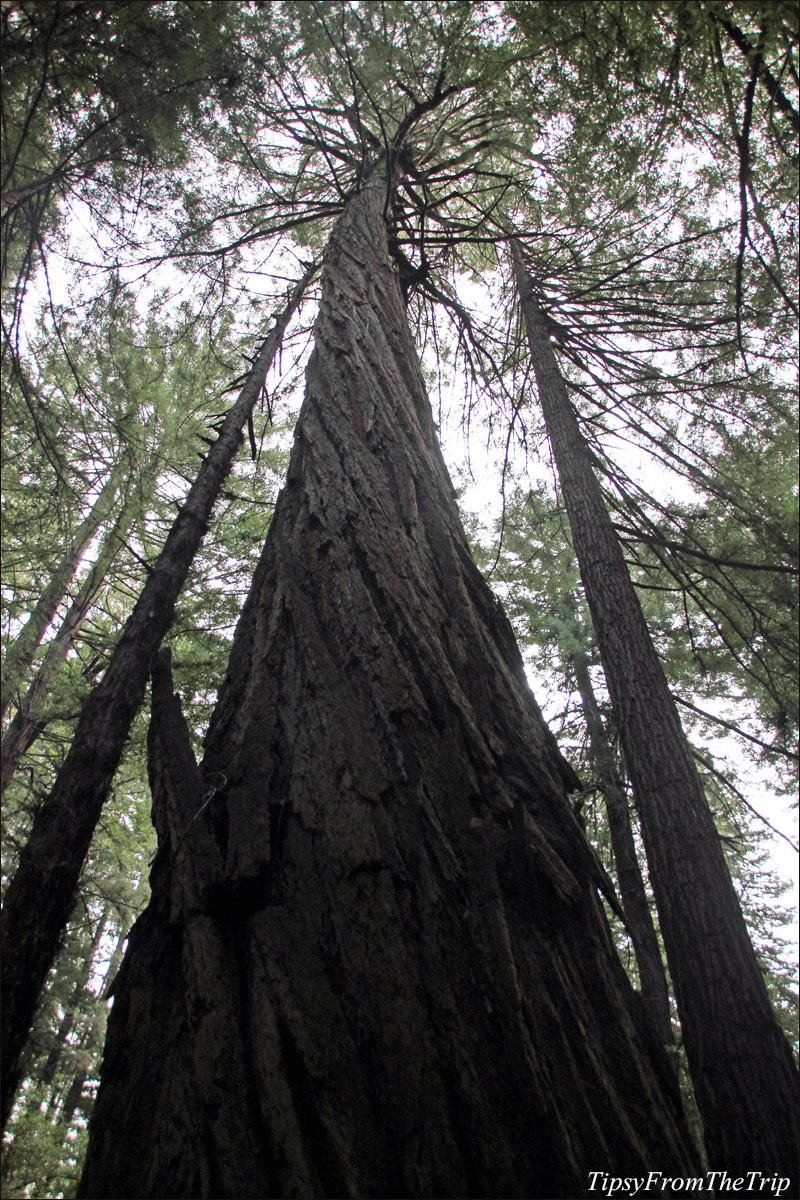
[512, 241, 799, 1186]
[79, 174, 698, 1199]
[569, 639, 673, 1052]
[0, 261, 315, 1127]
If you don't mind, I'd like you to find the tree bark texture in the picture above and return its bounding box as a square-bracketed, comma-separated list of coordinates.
[568, 639, 673, 1051]
[79, 176, 698, 1199]
[0, 262, 315, 1128]
[511, 242, 799, 1187]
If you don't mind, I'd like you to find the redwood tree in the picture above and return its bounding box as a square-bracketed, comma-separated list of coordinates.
[568, 631, 673, 1054]
[78, 159, 697, 1199]
[0, 264, 314, 1125]
[511, 242, 799, 1184]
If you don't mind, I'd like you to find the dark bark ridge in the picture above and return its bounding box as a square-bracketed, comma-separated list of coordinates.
[512, 242, 799, 1187]
[0, 263, 314, 1128]
[80, 173, 698, 1198]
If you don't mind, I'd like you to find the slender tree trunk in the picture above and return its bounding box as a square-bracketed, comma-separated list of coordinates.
[41, 1010, 76, 1089]
[39, 901, 131, 1118]
[568, 635, 673, 1051]
[1, 493, 139, 797]
[712, 13, 800, 133]
[79, 172, 697, 1199]
[57, 1068, 89, 1130]
[512, 242, 799, 1184]
[51, 942, 127, 1130]
[40, 906, 111, 1092]
[1, 463, 125, 721]
[0, 262, 315, 1128]
[48, 916, 131, 1122]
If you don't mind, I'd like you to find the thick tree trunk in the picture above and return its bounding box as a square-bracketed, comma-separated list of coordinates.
[512, 242, 799, 1186]
[1, 493, 139, 797]
[1, 463, 125, 722]
[568, 637, 673, 1051]
[0, 262, 314, 1128]
[79, 174, 698, 1199]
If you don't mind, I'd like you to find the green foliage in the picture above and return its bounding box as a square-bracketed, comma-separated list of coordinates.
[1, 0, 797, 1186]
[467, 483, 798, 1054]
[1, 777, 153, 1198]
[1, 1, 245, 291]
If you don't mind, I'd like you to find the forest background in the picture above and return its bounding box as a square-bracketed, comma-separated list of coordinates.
[0, 1, 797, 1196]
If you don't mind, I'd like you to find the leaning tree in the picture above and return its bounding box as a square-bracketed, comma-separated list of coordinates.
[512, 242, 798, 1180]
[0, 264, 315, 1124]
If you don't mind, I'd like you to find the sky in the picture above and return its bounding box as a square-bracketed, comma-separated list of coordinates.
[9, 66, 798, 995]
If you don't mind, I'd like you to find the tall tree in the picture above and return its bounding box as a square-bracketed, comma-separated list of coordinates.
[0, 264, 315, 1126]
[472, 483, 797, 1056]
[0, 487, 140, 796]
[78, 156, 697, 1200]
[472, 492, 675, 1051]
[2, 1, 796, 1188]
[567, 619, 674, 1053]
[511, 242, 798, 1181]
[0, 461, 128, 722]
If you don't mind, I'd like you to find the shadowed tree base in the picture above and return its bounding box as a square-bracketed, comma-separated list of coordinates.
[79, 170, 698, 1199]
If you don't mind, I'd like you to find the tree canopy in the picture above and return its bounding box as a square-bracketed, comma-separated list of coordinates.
[1, 2, 797, 1195]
